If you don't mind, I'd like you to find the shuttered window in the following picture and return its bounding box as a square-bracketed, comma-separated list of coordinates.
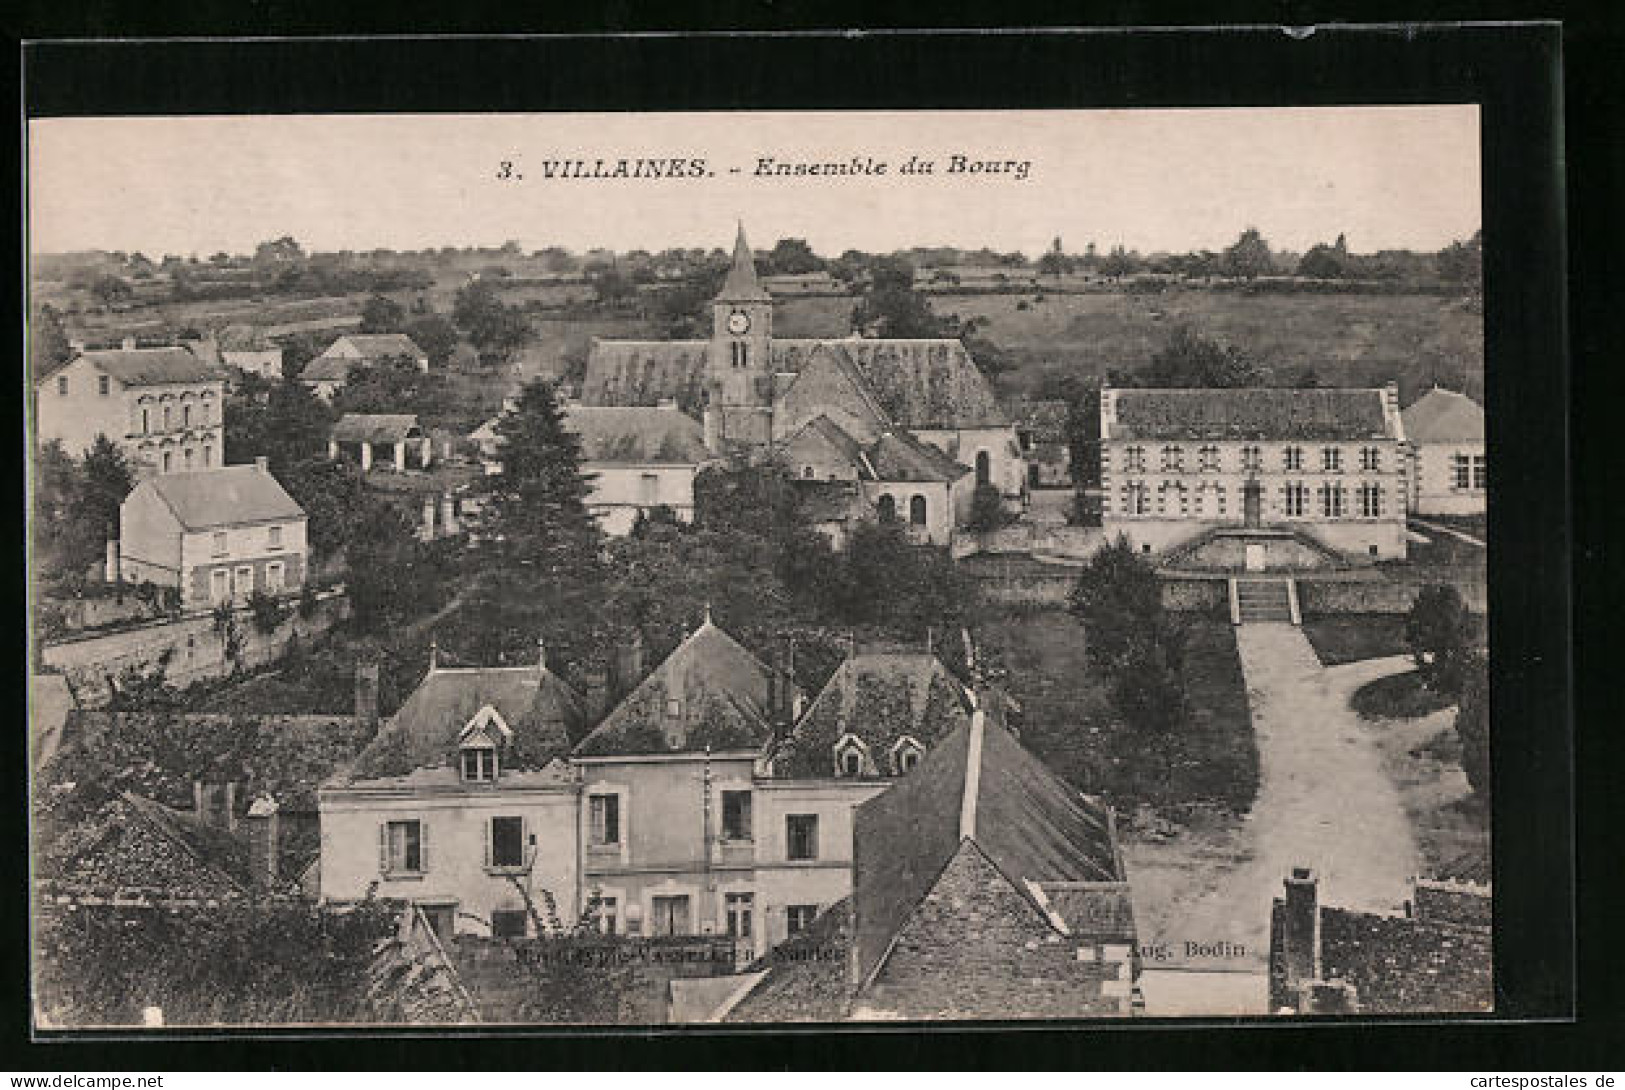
[489, 815, 526, 868]
[380, 819, 425, 874]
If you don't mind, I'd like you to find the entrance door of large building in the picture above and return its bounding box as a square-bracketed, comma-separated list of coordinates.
[1243, 478, 1262, 528]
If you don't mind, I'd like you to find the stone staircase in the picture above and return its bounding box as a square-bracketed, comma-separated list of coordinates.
[1232, 578, 1296, 624]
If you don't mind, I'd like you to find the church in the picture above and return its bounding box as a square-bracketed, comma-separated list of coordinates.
[579, 225, 1026, 546]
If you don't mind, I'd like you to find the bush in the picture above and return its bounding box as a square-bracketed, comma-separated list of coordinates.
[966, 481, 1011, 533]
[1453, 654, 1490, 801]
[1405, 584, 1473, 696]
[247, 590, 285, 635]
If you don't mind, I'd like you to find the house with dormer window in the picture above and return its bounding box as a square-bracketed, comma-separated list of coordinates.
[317, 642, 584, 941]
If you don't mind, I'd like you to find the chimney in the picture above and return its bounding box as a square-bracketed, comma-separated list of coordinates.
[245, 794, 281, 889]
[254, 455, 269, 474]
[122, 335, 137, 350]
[536, 637, 549, 674]
[428, 639, 439, 671]
[192, 780, 238, 830]
[612, 629, 645, 702]
[68, 338, 84, 354]
[1281, 867, 1320, 995]
[354, 659, 380, 727]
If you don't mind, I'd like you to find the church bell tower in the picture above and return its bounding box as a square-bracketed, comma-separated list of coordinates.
[710, 222, 773, 412]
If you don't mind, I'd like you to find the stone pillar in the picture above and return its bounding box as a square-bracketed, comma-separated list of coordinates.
[421, 436, 433, 469]
[420, 497, 437, 541]
[327, 439, 339, 460]
[105, 539, 120, 584]
[394, 440, 407, 472]
[440, 494, 458, 536]
[245, 795, 281, 889]
[1281, 867, 1320, 997]
[360, 441, 373, 472]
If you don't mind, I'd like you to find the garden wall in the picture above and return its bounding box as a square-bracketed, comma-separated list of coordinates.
[1297, 572, 1486, 615]
[40, 590, 350, 708]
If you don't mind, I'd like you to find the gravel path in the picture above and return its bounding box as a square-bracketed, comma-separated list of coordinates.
[1135, 626, 1421, 1015]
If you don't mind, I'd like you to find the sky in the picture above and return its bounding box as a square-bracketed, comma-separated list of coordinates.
[27, 107, 1480, 259]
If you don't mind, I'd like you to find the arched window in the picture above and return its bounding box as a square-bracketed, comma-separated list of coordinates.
[909, 495, 927, 525]
[877, 494, 896, 522]
[975, 450, 991, 485]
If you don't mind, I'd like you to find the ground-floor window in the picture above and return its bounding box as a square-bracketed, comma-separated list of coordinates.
[909, 495, 927, 526]
[1284, 482, 1309, 518]
[725, 892, 755, 941]
[265, 561, 285, 594]
[210, 568, 230, 605]
[1358, 483, 1384, 519]
[235, 565, 255, 600]
[786, 904, 819, 937]
[1319, 483, 1346, 519]
[593, 895, 620, 935]
[1472, 454, 1487, 490]
[651, 894, 691, 937]
[491, 909, 528, 939]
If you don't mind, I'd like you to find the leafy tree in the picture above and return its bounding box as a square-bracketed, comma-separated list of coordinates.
[766, 237, 825, 275]
[72, 436, 134, 570]
[654, 260, 728, 338]
[31, 304, 73, 376]
[1098, 246, 1141, 279]
[1453, 653, 1490, 801]
[279, 456, 370, 562]
[1405, 583, 1474, 695]
[1069, 534, 1169, 669]
[1109, 638, 1189, 734]
[360, 294, 406, 334]
[1222, 227, 1273, 280]
[589, 267, 638, 308]
[452, 280, 531, 358]
[404, 313, 460, 368]
[226, 375, 335, 469]
[1297, 243, 1348, 279]
[252, 235, 306, 269]
[851, 256, 949, 338]
[331, 356, 449, 420]
[1436, 229, 1483, 288]
[1144, 326, 1270, 388]
[90, 275, 133, 307]
[966, 481, 1010, 532]
[345, 500, 424, 630]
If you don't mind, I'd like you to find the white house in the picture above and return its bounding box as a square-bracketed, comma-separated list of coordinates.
[34, 344, 228, 478]
[318, 645, 584, 941]
[118, 458, 309, 608]
[300, 332, 429, 400]
[1401, 387, 1486, 516]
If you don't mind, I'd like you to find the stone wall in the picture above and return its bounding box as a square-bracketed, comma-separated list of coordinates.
[1297, 574, 1486, 615]
[40, 589, 349, 707]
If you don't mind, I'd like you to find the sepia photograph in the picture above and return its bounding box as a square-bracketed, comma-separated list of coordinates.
[26, 101, 1496, 1028]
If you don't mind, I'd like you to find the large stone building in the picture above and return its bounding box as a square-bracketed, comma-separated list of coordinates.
[580, 225, 1024, 540]
[1099, 384, 1409, 566]
[1401, 387, 1486, 517]
[34, 344, 228, 478]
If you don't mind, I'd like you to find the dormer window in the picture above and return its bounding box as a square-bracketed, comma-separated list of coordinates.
[890, 736, 926, 775]
[458, 705, 512, 783]
[833, 733, 869, 778]
[462, 746, 497, 782]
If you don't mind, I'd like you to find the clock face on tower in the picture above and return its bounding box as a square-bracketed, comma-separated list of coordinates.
[727, 310, 751, 335]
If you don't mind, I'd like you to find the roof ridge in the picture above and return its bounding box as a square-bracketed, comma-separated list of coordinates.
[958, 704, 985, 840]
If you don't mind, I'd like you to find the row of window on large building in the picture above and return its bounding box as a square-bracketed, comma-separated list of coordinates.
[1117, 444, 1390, 474]
[1116, 480, 1393, 518]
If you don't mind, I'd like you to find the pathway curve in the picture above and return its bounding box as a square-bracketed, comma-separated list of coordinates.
[1135, 627, 1420, 1015]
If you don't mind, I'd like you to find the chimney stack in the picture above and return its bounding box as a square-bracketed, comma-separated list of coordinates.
[354, 659, 380, 727]
[192, 780, 238, 830]
[428, 639, 439, 671]
[1281, 866, 1320, 995]
[254, 455, 269, 474]
[245, 794, 281, 889]
[537, 637, 549, 674]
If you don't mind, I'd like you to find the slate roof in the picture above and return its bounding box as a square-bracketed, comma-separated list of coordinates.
[578, 340, 711, 408]
[718, 223, 771, 302]
[66, 347, 228, 387]
[1402, 387, 1484, 443]
[38, 791, 255, 900]
[1268, 892, 1493, 1014]
[573, 619, 787, 758]
[868, 429, 971, 483]
[563, 405, 710, 464]
[299, 356, 355, 382]
[725, 899, 855, 1023]
[343, 661, 583, 781]
[767, 652, 971, 779]
[851, 703, 1126, 987]
[1108, 388, 1391, 441]
[331, 413, 425, 445]
[326, 333, 426, 360]
[133, 463, 306, 531]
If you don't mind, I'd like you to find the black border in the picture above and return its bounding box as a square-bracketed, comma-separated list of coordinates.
[9, 16, 1603, 1070]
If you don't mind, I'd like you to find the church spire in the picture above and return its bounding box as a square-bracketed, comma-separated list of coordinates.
[719, 221, 770, 301]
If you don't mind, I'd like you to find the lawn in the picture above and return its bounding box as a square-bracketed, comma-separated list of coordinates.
[1350, 669, 1456, 721]
[1365, 712, 1490, 882]
[975, 606, 1257, 819]
[1301, 614, 1411, 666]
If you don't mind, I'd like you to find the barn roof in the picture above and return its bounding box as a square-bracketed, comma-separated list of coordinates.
[330, 413, 425, 445]
[1108, 387, 1391, 441]
[1401, 387, 1484, 443]
[326, 333, 426, 359]
[299, 356, 354, 382]
[134, 463, 305, 530]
